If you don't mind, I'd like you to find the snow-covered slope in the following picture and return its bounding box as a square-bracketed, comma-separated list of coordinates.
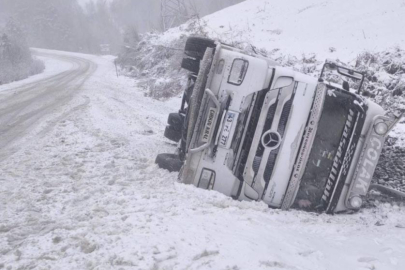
[164, 0, 405, 61]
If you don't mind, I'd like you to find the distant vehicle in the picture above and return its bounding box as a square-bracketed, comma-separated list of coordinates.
[156, 37, 404, 213]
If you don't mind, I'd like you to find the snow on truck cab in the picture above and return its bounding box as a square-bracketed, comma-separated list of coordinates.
[155, 37, 403, 213]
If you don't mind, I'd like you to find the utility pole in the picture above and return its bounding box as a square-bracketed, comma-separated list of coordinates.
[160, 0, 190, 31]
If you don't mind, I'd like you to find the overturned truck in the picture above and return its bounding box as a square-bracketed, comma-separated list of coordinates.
[156, 37, 403, 213]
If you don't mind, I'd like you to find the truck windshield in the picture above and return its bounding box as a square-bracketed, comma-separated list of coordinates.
[292, 88, 359, 211]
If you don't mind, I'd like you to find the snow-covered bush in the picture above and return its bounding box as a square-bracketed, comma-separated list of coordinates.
[0, 19, 44, 85]
[114, 16, 216, 99]
[353, 48, 405, 114]
[116, 33, 189, 99]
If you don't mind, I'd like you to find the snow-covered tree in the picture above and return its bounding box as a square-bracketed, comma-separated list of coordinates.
[0, 0, 121, 53]
[0, 18, 44, 84]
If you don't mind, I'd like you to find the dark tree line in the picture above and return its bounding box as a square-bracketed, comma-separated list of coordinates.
[0, 0, 121, 54]
[0, 0, 244, 55]
[0, 19, 44, 84]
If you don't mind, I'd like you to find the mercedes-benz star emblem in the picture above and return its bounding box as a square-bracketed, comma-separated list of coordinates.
[261, 131, 281, 149]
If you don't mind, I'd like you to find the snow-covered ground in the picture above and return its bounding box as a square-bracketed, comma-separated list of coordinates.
[1, 49, 405, 270]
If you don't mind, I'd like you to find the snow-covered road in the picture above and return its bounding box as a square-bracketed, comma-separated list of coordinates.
[0, 51, 96, 160]
[1, 50, 405, 270]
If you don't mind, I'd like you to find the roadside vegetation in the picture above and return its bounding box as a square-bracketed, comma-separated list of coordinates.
[0, 19, 44, 85]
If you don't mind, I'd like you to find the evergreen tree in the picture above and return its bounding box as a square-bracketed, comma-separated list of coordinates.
[0, 17, 44, 85]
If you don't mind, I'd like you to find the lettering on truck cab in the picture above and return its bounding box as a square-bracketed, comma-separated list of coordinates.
[356, 136, 382, 193]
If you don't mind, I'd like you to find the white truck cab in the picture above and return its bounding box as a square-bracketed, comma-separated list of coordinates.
[156, 37, 403, 213]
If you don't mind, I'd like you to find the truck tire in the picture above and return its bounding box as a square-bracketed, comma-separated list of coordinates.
[155, 153, 183, 172]
[186, 47, 214, 150]
[181, 57, 200, 74]
[184, 37, 215, 60]
[164, 125, 182, 142]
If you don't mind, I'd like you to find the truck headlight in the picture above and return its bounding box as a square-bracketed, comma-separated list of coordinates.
[374, 122, 388, 135]
[198, 169, 215, 189]
[349, 196, 363, 209]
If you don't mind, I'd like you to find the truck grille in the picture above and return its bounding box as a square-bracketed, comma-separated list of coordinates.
[236, 89, 268, 180]
[262, 95, 294, 188]
[263, 151, 278, 181]
[253, 103, 277, 174]
[236, 79, 297, 198]
[278, 99, 293, 137]
[249, 92, 295, 183]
